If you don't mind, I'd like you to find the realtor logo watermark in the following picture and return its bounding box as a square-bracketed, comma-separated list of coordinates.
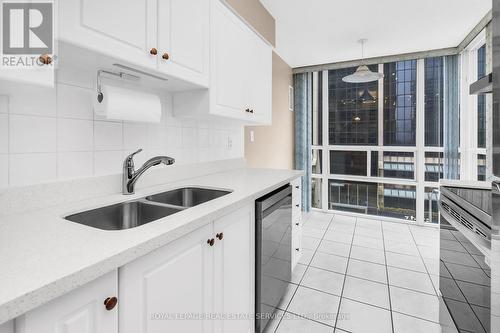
[2, 1, 54, 68]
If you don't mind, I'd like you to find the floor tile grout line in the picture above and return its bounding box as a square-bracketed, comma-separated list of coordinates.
[381, 220, 396, 333]
[408, 225, 440, 296]
[272, 213, 336, 333]
[332, 216, 357, 330]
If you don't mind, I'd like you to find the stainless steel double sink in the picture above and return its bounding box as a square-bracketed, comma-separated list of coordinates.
[65, 187, 231, 231]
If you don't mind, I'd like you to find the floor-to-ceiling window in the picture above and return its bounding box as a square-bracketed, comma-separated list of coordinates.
[311, 57, 443, 224]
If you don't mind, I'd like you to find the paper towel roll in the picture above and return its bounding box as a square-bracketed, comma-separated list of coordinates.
[94, 85, 161, 123]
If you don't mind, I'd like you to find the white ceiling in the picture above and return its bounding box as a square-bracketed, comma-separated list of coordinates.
[260, 0, 491, 68]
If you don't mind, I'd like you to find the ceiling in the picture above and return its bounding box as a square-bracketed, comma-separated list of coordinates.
[260, 0, 491, 68]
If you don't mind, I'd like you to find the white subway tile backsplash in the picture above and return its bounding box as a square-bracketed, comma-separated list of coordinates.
[1, 68, 243, 187]
[182, 127, 198, 149]
[9, 115, 57, 153]
[165, 126, 182, 149]
[94, 151, 124, 176]
[57, 152, 94, 179]
[57, 118, 93, 152]
[7, 84, 56, 117]
[0, 95, 8, 113]
[57, 84, 93, 120]
[9, 153, 57, 186]
[0, 114, 8, 153]
[123, 122, 149, 150]
[94, 121, 123, 151]
[0, 154, 8, 188]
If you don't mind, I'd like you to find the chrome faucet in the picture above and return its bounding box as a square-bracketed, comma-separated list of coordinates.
[123, 149, 175, 195]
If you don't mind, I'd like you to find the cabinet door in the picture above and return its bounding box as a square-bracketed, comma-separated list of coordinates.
[213, 205, 254, 333]
[0, 320, 13, 333]
[16, 271, 118, 333]
[157, 0, 209, 86]
[59, 0, 157, 69]
[119, 223, 214, 333]
[246, 33, 272, 125]
[211, 0, 248, 120]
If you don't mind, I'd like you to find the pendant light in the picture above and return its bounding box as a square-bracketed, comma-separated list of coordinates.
[342, 39, 384, 83]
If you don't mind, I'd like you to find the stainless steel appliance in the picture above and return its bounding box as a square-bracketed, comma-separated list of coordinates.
[439, 186, 491, 332]
[255, 185, 292, 333]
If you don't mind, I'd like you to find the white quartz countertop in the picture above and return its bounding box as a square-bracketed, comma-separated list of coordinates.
[0, 167, 303, 324]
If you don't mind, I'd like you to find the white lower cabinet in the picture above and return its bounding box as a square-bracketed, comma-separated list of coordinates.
[10, 204, 254, 333]
[15, 270, 118, 333]
[119, 204, 254, 333]
[119, 223, 214, 333]
[213, 205, 254, 333]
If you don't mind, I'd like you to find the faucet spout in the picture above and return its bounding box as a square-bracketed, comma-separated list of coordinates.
[122, 150, 175, 195]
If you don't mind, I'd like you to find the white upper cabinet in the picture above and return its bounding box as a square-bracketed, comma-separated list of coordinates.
[157, 0, 209, 86]
[59, 0, 157, 69]
[16, 270, 118, 333]
[59, 0, 209, 87]
[174, 0, 272, 125]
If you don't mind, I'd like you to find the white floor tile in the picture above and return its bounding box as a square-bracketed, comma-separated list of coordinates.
[317, 240, 351, 258]
[347, 259, 387, 284]
[336, 298, 392, 333]
[329, 223, 355, 234]
[323, 230, 353, 244]
[393, 312, 456, 333]
[383, 230, 415, 243]
[303, 226, 328, 239]
[386, 252, 426, 273]
[287, 286, 340, 326]
[291, 264, 308, 284]
[301, 266, 345, 296]
[332, 214, 356, 224]
[302, 236, 322, 250]
[352, 235, 384, 250]
[342, 276, 390, 309]
[417, 244, 439, 259]
[311, 252, 349, 274]
[354, 226, 383, 239]
[276, 312, 333, 333]
[387, 266, 435, 294]
[422, 257, 440, 275]
[355, 217, 382, 228]
[298, 248, 315, 265]
[390, 286, 441, 322]
[384, 239, 420, 256]
[349, 245, 385, 265]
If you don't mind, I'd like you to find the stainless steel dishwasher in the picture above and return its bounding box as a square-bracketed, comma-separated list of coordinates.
[255, 184, 292, 333]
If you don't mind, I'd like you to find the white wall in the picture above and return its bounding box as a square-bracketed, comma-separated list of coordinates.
[0, 68, 243, 188]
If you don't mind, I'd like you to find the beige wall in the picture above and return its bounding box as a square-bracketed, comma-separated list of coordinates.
[225, 0, 275, 46]
[245, 52, 294, 169]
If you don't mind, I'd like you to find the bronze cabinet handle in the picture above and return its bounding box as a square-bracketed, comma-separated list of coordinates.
[39, 54, 52, 65]
[162, 52, 170, 60]
[150, 48, 158, 55]
[207, 238, 215, 246]
[216, 232, 223, 240]
[104, 297, 118, 311]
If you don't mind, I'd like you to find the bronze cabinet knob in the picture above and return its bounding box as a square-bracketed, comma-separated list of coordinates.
[162, 52, 169, 60]
[150, 48, 158, 55]
[104, 297, 118, 311]
[39, 54, 52, 65]
[216, 233, 223, 240]
[295, 186, 299, 189]
[207, 238, 215, 246]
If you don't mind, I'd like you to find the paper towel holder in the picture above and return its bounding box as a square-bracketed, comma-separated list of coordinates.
[96, 70, 140, 103]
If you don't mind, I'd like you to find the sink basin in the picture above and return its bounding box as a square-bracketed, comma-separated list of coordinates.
[146, 187, 231, 208]
[65, 201, 182, 230]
